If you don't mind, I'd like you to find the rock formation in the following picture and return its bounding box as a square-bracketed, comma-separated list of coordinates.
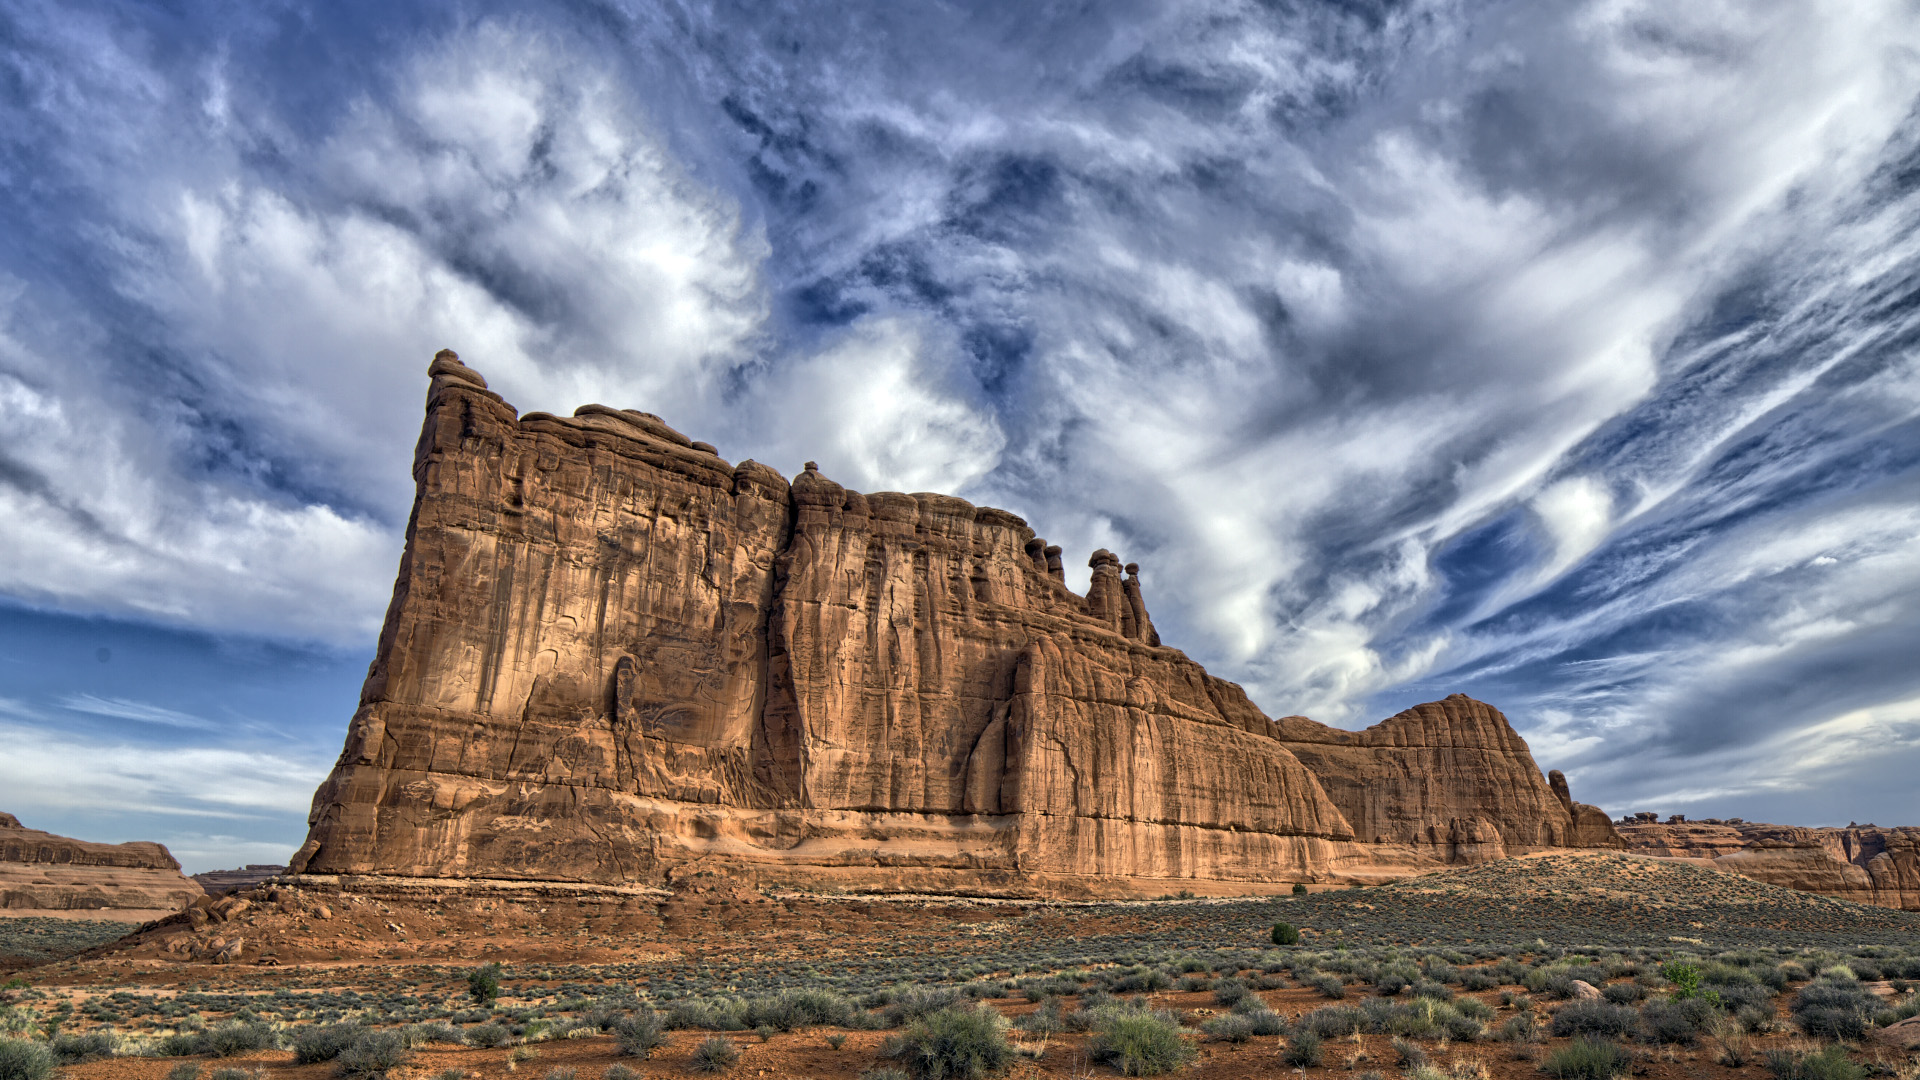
[192, 864, 288, 895]
[1617, 819, 1920, 911]
[0, 813, 204, 911]
[290, 351, 1623, 897]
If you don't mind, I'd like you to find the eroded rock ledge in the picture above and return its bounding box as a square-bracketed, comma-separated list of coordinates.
[0, 812, 204, 911]
[291, 351, 1622, 898]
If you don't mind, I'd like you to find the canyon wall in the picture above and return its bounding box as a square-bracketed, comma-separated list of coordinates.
[0, 813, 204, 911]
[1618, 819, 1920, 911]
[290, 352, 1621, 897]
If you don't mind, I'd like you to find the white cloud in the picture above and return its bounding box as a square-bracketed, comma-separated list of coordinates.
[0, 721, 330, 819]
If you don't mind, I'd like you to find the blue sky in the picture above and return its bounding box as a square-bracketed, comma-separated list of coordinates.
[2, 0, 1917, 872]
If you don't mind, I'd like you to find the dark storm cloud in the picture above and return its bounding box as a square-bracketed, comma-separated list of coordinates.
[1, 0, 1918, 861]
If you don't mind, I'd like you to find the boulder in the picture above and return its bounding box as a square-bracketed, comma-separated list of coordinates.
[1873, 1014, 1920, 1052]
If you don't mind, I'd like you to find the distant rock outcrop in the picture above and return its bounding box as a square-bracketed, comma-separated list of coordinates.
[0, 813, 203, 911]
[191, 864, 287, 895]
[289, 351, 1623, 897]
[1617, 819, 1920, 911]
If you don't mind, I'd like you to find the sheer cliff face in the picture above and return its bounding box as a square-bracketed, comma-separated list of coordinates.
[293, 352, 1619, 895]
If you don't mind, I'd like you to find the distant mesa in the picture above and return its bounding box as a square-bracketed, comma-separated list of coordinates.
[1617, 817, 1920, 911]
[288, 350, 1626, 898]
[0, 812, 204, 912]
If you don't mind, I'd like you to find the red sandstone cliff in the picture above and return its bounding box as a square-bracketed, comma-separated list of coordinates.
[1618, 819, 1920, 911]
[0, 813, 203, 911]
[289, 352, 1621, 896]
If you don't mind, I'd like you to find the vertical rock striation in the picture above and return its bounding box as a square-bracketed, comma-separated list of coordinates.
[292, 352, 1622, 896]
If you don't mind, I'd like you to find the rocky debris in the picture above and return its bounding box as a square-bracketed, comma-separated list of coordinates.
[289, 350, 1623, 898]
[1616, 819, 1920, 911]
[191, 864, 287, 895]
[0, 812, 203, 911]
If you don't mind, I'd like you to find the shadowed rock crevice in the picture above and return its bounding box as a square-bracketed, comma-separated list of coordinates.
[292, 351, 1623, 897]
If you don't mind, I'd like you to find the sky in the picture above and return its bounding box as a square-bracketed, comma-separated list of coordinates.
[2, 0, 1917, 873]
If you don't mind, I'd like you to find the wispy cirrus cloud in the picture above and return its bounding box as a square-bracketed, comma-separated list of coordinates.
[0, 0, 1917, 847]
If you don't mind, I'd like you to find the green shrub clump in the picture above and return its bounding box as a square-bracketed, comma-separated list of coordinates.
[1541, 1037, 1633, 1080]
[687, 1036, 739, 1074]
[1281, 1030, 1323, 1067]
[1084, 1005, 1193, 1077]
[612, 1013, 667, 1058]
[1764, 1045, 1865, 1080]
[0, 1038, 55, 1080]
[882, 1006, 1013, 1079]
[293, 1023, 368, 1064]
[50, 1032, 114, 1063]
[1791, 974, 1877, 1041]
[202, 1022, 279, 1058]
[1271, 922, 1302, 945]
[335, 1030, 411, 1079]
[468, 964, 503, 1005]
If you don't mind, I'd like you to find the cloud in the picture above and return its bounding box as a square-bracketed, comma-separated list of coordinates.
[59, 693, 216, 731]
[1, 0, 1918, 841]
[0, 721, 330, 819]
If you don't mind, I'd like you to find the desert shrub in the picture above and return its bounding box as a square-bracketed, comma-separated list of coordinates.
[882, 1007, 1013, 1080]
[1462, 971, 1499, 992]
[1601, 982, 1644, 1005]
[1202, 1014, 1253, 1043]
[293, 1023, 368, 1064]
[666, 998, 748, 1032]
[1541, 1037, 1632, 1080]
[51, 1032, 114, 1063]
[858, 1070, 911, 1080]
[1292, 883, 1308, 895]
[404, 1022, 466, 1047]
[167, 1063, 201, 1080]
[882, 987, 962, 1028]
[1282, 1030, 1322, 1067]
[1410, 979, 1453, 1001]
[1295, 1006, 1365, 1038]
[687, 1037, 738, 1075]
[1242, 1008, 1286, 1036]
[1550, 1000, 1639, 1040]
[1791, 975, 1877, 1040]
[744, 989, 855, 1031]
[1391, 1035, 1426, 1068]
[1084, 1006, 1193, 1077]
[203, 1022, 278, 1058]
[1638, 997, 1715, 1044]
[207, 1069, 252, 1080]
[1764, 1045, 1864, 1080]
[611, 1013, 666, 1058]
[1374, 975, 1408, 997]
[1271, 922, 1301, 946]
[335, 1031, 411, 1079]
[466, 1023, 511, 1048]
[0, 1039, 54, 1080]
[1210, 977, 1249, 1006]
[1013, 999, 1062, 1037]
[1309, 974, 1346, 999]
[1492, 1013, 1538, 1044]
[1709, 1016, 1750, 1068]
[468, 964, 502, 1005]
[1712, 982, 1774, 1014]
[541, 1070, 575, 1080]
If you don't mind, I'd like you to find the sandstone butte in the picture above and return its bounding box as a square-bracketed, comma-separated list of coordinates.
[0, 812, 204, 912]
[289, 350, 1625, 899]
[1618, 818, 1920, 911]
